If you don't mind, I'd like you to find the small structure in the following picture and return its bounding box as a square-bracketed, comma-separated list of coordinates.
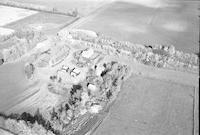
[95, 64, 105, 76]
[88, 105, 102, 114]
[81, 48, 94, 59]
[87, 83, 97, 92]
[70, 68, 80, 77]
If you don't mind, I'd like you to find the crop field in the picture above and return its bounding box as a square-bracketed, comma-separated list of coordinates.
[0, 59, 32, 112]
[5, 12, 76, 36]
[79, 1, 199, 54]
[6, 0, 108, 16]
[0, 5, 37, 26]
[94, 74, 196, 135]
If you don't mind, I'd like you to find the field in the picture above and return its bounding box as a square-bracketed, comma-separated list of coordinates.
[0, 5, 37, 26]
[5, 12, 76, 36]
[0, 59, 32, 112]
[94, 74, 197, 135]
[78, 1, 199, 54]
[6, 0, 108, 16]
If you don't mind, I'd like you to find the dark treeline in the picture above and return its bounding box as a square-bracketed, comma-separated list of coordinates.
[0, 109, 60, 135]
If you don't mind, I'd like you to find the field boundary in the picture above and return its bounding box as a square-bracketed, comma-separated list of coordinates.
[0, 0, 78, 17]
[62, 0, 114, 29]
